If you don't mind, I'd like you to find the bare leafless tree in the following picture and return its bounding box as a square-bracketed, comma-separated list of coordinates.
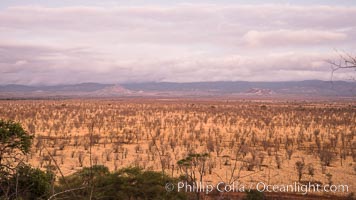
[327, 50, 356, 81]
[295, 160, 305, 182]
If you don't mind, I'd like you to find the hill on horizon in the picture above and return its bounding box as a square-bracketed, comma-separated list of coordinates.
[0, 80, 355, 99]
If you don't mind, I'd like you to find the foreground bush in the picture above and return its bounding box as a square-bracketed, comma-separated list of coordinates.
[0, 164, 53, 200]
[1, 165, 187, 200]
[54, 165, 187, 200]
[244, 190, 265, 200]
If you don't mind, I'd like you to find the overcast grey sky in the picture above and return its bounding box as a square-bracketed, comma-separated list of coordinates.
[0, 0, 355, 85]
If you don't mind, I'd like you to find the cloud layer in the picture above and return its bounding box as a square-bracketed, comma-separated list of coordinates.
[0, 3, 355, 85]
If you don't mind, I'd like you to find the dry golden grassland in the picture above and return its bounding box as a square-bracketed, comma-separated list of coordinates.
[0, 99, 355, 195]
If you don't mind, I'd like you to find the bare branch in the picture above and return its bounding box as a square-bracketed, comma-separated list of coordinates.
[327, 50, 356, 81]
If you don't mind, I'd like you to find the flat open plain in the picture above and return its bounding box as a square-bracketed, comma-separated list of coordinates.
[0, 99, 355, 198]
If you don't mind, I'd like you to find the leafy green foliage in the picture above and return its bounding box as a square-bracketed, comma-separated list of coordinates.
[0, 120, 33, 172]
[244, 190, 265, 200]
[0, 164, 53, 200]
[177, 153, 209, 183]
[56, 165, 187, 200]
[0, 120, 48, 199]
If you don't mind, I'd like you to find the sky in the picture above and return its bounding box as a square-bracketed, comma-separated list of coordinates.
[0, 0, 355, 85]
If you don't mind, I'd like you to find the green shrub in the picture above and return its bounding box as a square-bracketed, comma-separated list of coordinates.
[55, 166, 187, 200]
[244, 190, 265, 200]
[0, 164, 53, 200]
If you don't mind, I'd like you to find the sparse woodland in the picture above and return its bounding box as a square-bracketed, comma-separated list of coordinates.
[0, 99, 355, 198]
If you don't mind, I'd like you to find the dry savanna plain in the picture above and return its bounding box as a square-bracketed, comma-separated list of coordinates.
[0, 99, 355, 198]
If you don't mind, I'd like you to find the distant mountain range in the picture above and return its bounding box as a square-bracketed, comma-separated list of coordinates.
[0, 80, 355, 99]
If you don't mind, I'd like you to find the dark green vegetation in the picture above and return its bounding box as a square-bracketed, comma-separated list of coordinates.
[55, 165, 186, 200]
[244, 190, 265, 200]
[0, 120, 33, 173]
